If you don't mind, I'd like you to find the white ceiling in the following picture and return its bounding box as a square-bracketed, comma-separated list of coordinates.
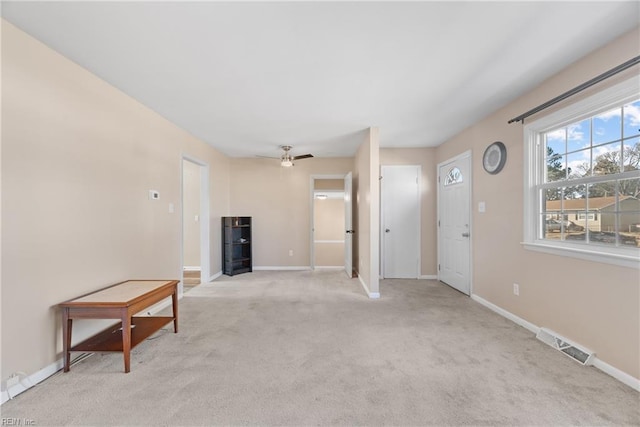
[2, 1, 639, 158]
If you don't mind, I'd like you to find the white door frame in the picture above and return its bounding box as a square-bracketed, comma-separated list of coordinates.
[437, 150, 473, 295]
[181, 154, 210, 297]
[343, 172, 353, 278]
[380, 165, 421, 279]
[309, 174, 349, 271]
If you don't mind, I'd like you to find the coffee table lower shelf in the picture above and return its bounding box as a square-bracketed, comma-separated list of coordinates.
[71, 317, 174, 353]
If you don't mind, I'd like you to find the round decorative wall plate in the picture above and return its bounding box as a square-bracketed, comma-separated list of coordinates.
[483, 141, 507, 174]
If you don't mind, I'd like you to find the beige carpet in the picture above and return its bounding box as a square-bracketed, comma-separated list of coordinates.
[1, 270, 638, 426]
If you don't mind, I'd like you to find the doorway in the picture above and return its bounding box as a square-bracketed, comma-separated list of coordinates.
[310, 174, 354, 277]
[181, 156, 210, 296]
[437, 151, 472, 295]
[313, 189, 345, 268]
[381, 165, 421, 278]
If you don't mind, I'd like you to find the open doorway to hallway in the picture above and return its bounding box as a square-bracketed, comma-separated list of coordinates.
[310, 174, 353, 277]
[183, 159, 201, 289]
[182, 156, 210, 295]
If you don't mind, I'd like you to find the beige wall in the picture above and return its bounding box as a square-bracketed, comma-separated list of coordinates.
[354, 128, 380, 295]
[182, 160, 201, 267]
[314, 179, 344, 191]
[1, 21, 230, 380]
[314, 198, 345, 267]
[436, 27, 640, 379]
[228, 157, 353, 268]
[380, 148, 438, 277]
[314, 198, 345, 241]
[314, 244, 345, 267]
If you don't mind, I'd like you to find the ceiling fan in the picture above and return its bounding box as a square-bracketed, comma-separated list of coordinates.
[260, 145, 314, 167]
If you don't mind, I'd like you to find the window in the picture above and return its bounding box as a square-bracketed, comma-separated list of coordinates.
[444, 167, 463, 186]
[523, 77, 640, 268]
[577, 213, 596, 221]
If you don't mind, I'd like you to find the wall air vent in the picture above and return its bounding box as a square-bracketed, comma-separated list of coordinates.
[536, 327, 595, 365]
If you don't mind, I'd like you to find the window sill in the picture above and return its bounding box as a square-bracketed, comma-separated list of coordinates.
[522, 241, 640, 269]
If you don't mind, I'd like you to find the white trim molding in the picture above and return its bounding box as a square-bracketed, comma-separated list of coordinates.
[592, 358, 640, 392]
[183, 266, 201, 272]
[209, 271, 223, 282]
[357, 274, 380, 299]
[2, 358, 64, 404]
[471, 293, 640, 392]
[471, 294, 538, 334]
[523, 241, 640, 269]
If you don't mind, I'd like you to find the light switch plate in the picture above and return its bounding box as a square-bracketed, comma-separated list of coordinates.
[478, 201, 486, 213]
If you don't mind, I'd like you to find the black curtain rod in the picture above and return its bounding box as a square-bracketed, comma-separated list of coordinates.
[508, 55, 640, 124]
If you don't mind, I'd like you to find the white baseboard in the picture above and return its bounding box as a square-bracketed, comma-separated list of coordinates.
[592, 357, 640, 392]
[420, 275, 437, 280]
[209, 271, 222, 282]
[471, 294, 538, 334]
[253, 266, 312, 271]
[183, 266, 201, 272]
[471, 293, 639, 392]
[314, 266, 343, 270]
[357, 274, 380, 299]
[1, 357, 64, 405]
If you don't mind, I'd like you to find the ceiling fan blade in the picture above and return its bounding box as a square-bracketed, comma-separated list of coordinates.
[292, 154, 314, 160]
[256, 155, 280, 159]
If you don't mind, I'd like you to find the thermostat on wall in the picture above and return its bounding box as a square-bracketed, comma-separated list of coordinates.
[149, 190, 160, 200]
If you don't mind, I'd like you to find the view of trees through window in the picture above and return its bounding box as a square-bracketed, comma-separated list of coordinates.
[541, 100, 640, 248]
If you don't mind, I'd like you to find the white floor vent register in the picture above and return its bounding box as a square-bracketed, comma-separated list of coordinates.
[536, 327, 595, 365]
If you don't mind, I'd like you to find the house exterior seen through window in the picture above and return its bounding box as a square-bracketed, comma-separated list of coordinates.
[523, 78, 640, 268]
[444, 166, 463, 186]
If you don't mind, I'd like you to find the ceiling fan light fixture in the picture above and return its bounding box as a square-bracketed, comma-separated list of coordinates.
[273, 145, 311, 167]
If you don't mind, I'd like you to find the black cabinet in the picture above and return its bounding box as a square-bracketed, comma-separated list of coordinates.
[222, 216, 252, 276]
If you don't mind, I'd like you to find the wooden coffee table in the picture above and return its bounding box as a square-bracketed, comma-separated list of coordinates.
[59, 280, 179, 373]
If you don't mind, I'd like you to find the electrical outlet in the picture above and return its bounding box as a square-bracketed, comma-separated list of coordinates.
[513, 283, 520, 296]
[289, 249, 294, 257]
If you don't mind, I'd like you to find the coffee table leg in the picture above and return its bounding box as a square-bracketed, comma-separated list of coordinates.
[122, 312, 131, 373]
[172, 287, 179, 333]
[62, 309, 72, 372]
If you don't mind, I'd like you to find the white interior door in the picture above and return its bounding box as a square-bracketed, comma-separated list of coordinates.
[381, 165, 420, 279]
[344, 172, 353, 278]
[438, 153, 471, 295]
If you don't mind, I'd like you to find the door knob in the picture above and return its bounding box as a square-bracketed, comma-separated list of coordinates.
[462, 232, 470, 237]
[385, 229, 390, 233]
[346, 230, 355, 234]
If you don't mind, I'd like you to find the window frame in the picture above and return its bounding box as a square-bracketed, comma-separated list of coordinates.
[523, 77, 640, 269]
